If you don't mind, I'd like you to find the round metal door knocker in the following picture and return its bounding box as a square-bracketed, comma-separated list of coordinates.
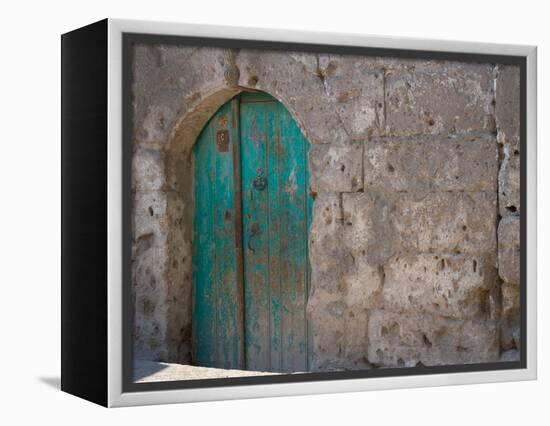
[253, 168, 267, 191]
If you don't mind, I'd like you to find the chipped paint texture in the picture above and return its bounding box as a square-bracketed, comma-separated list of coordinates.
[131, 44, 521, 368]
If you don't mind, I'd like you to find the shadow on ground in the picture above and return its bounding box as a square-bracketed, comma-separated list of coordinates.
[38, 377, 61, 389]
[133, 360, 278, 383]
[133, 360, 169, 381]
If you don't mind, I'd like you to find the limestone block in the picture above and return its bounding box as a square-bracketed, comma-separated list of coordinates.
[307, 194, 389, 346]
[236, 50, 350, 145]
[365, 134, 498, 193]
[309, 142, 363, 192]
[340, 192, 394, 310]
[287, 53, 319, 74]
[133, 191, 168, 245]
[342, 192, 396, 266]
[132, 44, 196, 98]
[501, 281, 520, 350]
[132, 46, 234, 149]
[132, 190, 171, 361]
[367, 310, 499, 367]
[318, 54, 385, 139]
[132, 239, 170, 361]
[133, 189, 193, 362]
[340, 308, 370, 367]
[382, 254, 496, 319]
[164, 191, 194, 362]
[385, 62, 495, 136]
[308, 288, 370, 371]
[132, 147, 165, 192]
[499, 147, 520, 216]
[307, 288, 346, 370]
[394, 192, 497, 255]
[498, 216, 520, 284]
[343, 260, 384, 312]
[309, 193, 352, 293]
[495, 65, 520, 145]
[497, 215, 520, 350]
[343, 192, 497, 258]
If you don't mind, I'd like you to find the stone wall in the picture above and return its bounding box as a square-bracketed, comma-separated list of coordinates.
[130, 44, 520, 368]
[495, 65, 521, 356]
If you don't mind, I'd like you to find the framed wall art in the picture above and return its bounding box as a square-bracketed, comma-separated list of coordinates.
[61, 18, 537, 407]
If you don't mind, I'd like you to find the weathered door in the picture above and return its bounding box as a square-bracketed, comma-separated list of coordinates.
[193, 92, 312, 373]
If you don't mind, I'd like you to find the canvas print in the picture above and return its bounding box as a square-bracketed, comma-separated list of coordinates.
[128, 42, 521, 384]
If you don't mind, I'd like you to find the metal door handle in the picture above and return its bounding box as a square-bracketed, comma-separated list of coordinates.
[253, 168, 267, 191]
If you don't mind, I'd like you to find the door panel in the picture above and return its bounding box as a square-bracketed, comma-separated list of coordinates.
[240, 99, 273, 371]
[277, 106, 310, 373]
[193, 92, 311, 373]
[193, 100, 242, 369]
[241, 93, 311, 373]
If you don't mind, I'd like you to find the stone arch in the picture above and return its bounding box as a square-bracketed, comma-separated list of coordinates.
[137, 82, 323, 364]
[152, 87, 245, 364]
[161, 85, 318, 366]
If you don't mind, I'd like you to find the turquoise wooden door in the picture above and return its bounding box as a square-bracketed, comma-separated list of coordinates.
[193, 92, 312, 373]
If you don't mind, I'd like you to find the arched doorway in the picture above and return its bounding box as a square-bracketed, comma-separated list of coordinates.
[192, 91, 312, 373]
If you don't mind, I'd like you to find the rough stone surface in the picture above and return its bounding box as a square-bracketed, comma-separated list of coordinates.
[318, 54, 385, 139]
[133, 45, 236, 150]
[498, 216, 520, 285]
[307, 287, 345, 369]
[365, 133, 498, 193]
[132, 189, 193, 362]
[131, 148, 165, 192]
[307, 193, 372, 370]
[501, 281, 520, 350]
[368, 310, 499, 367]
[308, 288, 371, 371]
[499, 146, 520, 216]
[394, 192, 498, 255]
[494, 65, 521, 355]
[309, 142, 363, 192]
[133, 191, 167, 242]
[308, 192, 349, 293]
[495, 65, 520, 146]
[130, 44, 521, 371]
[341, 191, 397, 267]
[498, 216, 520, 350]
[343, 192, 497, 257]
[236, 50, 350, 146]
[382, 254, 497, 320]
[132, 223, 170, 360]
[385, 62, 495, 136]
